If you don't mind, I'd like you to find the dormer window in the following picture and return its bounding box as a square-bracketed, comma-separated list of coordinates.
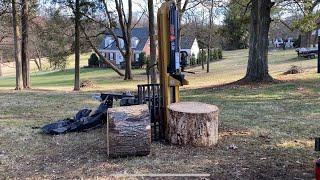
[104, 37, 113, 48]
[131, 37, 139, 48]
[118, 38, 124, 49]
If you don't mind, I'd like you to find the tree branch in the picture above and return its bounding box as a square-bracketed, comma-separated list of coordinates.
[79, 23, 124, 76]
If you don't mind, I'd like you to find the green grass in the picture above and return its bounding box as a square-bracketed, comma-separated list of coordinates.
[0, 49, 319, 179]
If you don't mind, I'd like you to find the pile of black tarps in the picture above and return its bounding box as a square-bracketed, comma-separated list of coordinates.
[41, 93, 139, 135]
[42, 99, 108, 135]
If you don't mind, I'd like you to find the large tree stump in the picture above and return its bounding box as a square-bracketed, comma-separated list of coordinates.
[105, 105, 151, 158]
[168, 102, 219, 147]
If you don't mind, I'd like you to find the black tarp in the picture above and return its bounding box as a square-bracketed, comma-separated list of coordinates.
[42, 102, 108, 135]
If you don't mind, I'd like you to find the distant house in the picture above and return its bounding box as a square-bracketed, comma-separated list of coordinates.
[98, 27, 200, 68]
[98, 27, 150, 68]
[180, 36, 200, 59]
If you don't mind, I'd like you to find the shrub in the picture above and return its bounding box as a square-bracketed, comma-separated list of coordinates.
[190, 54, 197, 66]
[209, 49, 223, 61]
[138, 52, 147, 68]
[217, 49, 223, 59]
[198, 51, 207, 64]
[88, 53, 99, 66]
[209, 50, 217, 61]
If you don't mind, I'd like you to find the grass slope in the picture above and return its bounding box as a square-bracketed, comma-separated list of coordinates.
[0, 49, 319, 179]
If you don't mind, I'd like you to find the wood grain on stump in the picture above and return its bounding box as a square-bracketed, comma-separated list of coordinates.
[105, 104, 151, 158]
[168, 102, 219, 147]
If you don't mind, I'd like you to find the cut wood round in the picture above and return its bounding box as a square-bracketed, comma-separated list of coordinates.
[168, 102, 219, 147]
[104, 104, 151, 158]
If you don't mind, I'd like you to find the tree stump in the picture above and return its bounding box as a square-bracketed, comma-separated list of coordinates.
[168, 102, 219, 147]
[105, 104, 151, 158]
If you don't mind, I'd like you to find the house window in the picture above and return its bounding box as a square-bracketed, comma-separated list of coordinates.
[109, 53, 114, 60]
[118, 38, 124, 49]
[105, 37, 113, 48]
[131, 37, 139, 48]
[135, 53, 140, 61]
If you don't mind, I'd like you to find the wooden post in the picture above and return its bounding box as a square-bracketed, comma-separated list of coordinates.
[105, 105, 151, 158]
[167, 102, 219, 147]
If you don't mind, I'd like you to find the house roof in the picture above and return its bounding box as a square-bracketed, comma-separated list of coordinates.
[99, 27, 149, 51]
[180, 35, 196, 49]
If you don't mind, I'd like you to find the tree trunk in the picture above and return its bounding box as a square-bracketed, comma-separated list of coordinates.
[35, 45, 42, 70]
[124, 49, 133, 80]
[207, 48, 210, 73]
[74, 0, 80, 91]
[124, 0, 133, 81]
[33, 59, 41, 71]
[167, 102, 219, 147]
[207, 0, 214, 73]
[0, 52, 2, 77]
[12, 0, 23, 90]
[21, 0, 30, 89]
[300, 31, 312, 48]
[105, 105, 151, 158]
[201, 49, 204, 70]
[148, 0, 157, 83]
[243, 0, 274, 82]
[124, 44, 133, 80]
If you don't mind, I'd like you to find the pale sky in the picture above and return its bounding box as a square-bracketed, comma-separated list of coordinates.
[38, 0, 226, 25]
[114, 0, 226, 25]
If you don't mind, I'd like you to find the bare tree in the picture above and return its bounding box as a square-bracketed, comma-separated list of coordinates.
[21, 0, 30, 88]
[148, 0, 157, 83]
[103, 0, 135, 80]
[12, 0, 23, 90]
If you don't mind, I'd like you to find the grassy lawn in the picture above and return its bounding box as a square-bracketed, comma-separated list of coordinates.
[0, 49, 320, 178]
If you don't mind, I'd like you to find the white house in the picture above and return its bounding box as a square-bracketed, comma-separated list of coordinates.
[180, 36, 200, 59]
[98, 27, 150, 67]
[98, 27, 200, 68]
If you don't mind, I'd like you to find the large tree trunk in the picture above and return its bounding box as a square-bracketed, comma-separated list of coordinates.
[74, 0, 80, 91]
[243, 0, 274, 82]
[148, 0, 157, 83]
[300, 31, 312, 48]
[105, 105, 151, 158]
[12, 0, 23, 90]
[167, 102, 219, 147]
[21, 0, 30, 88]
